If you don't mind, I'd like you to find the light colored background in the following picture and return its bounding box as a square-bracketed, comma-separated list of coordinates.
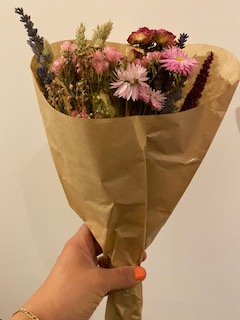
[1, 1, 240, 319]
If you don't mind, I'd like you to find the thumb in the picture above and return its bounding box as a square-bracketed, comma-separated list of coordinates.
[105, 266, 146, 292]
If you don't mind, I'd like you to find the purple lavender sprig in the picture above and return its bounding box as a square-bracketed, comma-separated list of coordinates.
[180, 51, 214, 111]
[15, 7, 44, 61]
[177, 33, 189, 49]
[15, 7, 55, 96]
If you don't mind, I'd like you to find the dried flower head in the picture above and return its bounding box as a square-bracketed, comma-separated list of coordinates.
[76, 23, 87, 49]
[111, 63, 149, 101]
[161, 47, 197, 76]
[16, 8, 211, 118]
[91, 21, 113, 49]
[154, 29, 176, 47]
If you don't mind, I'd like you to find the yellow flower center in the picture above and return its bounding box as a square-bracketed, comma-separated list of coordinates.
[175, 56, 184, 61]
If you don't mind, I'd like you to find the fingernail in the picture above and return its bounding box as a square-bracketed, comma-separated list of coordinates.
[134, 266, 146, 282]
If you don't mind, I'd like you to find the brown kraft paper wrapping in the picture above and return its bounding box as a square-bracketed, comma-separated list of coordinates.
[31, 42, 240, 319]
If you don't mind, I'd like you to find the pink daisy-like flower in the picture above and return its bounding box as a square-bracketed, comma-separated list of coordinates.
[110, 63, 149, 101]
[139, 86, 166, 111]
[161, 47, 197, 76]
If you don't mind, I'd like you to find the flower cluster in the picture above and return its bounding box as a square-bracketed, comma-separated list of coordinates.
[127, 27, 177, 50]
[16, 8, 214, 118]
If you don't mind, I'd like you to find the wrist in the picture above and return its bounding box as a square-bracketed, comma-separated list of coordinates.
[12, 308, 39, 320]
[11, 285, 60, 320]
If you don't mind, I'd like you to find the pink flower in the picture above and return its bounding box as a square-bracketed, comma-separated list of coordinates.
[71, 54, 78, 65]
[133, 58, 144, 66]
[103, 47, 123, 63]
[146, 51, 162, 61]
[127, 27, 176, 49]
[61, 41, 78, 53]
[70, 110, 79, 117]
[78, 109, 91, 118]
[161, 47, 197, 76]
[91, 50, 109, 74]
[52, 57, 66, 75]
[127, 27, 156, 46]
[110, 63, 149, 101]
[139, 86, 166, 111]
[71, 108, 91, 118]
[154, 29, 176, 47]
[141, 51, 162, 67]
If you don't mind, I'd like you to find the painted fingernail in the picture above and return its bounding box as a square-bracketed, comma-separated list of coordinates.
[134, 266, 146, 282]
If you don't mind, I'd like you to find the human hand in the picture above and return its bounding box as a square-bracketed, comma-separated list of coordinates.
[12, 224, 146, 320]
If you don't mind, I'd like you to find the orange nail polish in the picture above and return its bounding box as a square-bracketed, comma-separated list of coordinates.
[134, 266, 146, 282]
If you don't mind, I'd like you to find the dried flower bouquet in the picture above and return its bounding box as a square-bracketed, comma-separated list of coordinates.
[16, 7, 240, 320]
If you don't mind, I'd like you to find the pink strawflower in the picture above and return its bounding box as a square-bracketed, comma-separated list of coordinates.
[154, 29, 176, 47]
[127, 27, 156, 46]
[91, 50, 109, 74]
[70, 110, 79, 117]
[133, 58, 144, 66]
[71, 108, 91, 118]
[52, 57, 66, 75]
[103, 47, 123, 63]
[146, 51, 162, 61]
[141, 51, 162, 67]
[71, 54, 78, 65]
[139, 86, 166, 111]
[161, 46, 197, 76]
[78, 107, 91, 118]
[110, 63, 149, 101]
[61, 41, 78, 52]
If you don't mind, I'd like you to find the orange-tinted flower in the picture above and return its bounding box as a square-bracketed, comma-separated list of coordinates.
[127, 27, 156, 47]
[127, 48, 143, 62]
[154, 29, 176, 47]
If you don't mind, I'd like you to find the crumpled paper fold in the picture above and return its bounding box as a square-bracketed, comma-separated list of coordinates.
[31, 42, 240, 320]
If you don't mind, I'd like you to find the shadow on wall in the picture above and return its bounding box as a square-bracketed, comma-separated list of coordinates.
[18, 144, 80, 268]
[235, 107, 240, 136]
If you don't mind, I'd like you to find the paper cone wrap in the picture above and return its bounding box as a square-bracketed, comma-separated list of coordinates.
[31, 42, 240, 320]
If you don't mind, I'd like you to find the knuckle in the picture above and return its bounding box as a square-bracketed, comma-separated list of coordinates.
[119, 267, 134, 288]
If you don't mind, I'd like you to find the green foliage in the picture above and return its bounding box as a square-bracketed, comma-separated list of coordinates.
[76, 23, 87, 49]
[91, 21, 113, 49]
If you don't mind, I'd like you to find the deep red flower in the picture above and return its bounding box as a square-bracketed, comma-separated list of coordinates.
[154, 29, 176, 47]
[127, 27, 156, 46]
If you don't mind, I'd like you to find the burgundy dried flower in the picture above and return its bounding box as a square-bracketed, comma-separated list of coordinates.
[154, 29, 176, 47]
[127, 27, 156, 47]
[180, 51, 214, 111]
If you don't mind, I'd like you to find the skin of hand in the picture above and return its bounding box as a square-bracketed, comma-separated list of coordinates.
[11, 224, 146, 320]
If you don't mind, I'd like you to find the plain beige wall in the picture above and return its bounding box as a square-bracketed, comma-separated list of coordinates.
[1, 0, 240, 319]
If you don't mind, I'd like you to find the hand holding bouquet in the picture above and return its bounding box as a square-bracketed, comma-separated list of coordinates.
[16, 7, 240, 319]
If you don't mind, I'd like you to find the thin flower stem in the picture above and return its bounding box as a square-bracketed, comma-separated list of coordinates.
[125, 101, 130, 116]
[143, 104, 148, 115]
